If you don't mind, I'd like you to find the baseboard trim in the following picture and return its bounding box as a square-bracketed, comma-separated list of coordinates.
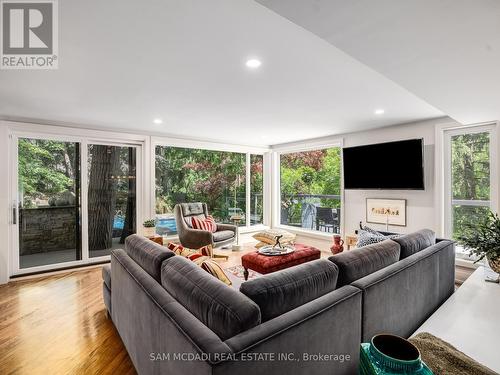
[10, 261, 110, 281]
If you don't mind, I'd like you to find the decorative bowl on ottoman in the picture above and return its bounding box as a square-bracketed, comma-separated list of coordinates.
[258, 245, 295, 256]
[360, 334, 433, 375]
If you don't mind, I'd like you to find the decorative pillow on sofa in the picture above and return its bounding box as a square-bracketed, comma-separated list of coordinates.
[167, 242, 213, 257]
[200, 259, 232, 286]
[357, 227, 400, 248]
[191, 215, 217, 232]
[252, 229, 296, 246]
[166, 242, 220, 276]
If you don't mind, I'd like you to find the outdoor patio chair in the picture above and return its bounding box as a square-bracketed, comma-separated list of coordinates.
[316, 207, 340, 233]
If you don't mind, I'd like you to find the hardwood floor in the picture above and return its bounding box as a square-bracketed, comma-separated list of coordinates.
[0, 266, 135, 375]
[0, 247, 475, 375]
[0, 248, 256, 375]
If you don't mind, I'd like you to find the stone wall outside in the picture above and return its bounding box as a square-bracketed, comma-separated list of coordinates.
[19, 206, 79, 255]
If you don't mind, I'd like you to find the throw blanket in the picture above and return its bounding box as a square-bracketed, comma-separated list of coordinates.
[409, 332, 498, 375]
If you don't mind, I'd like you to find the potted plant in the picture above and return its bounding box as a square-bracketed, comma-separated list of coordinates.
[142, 219, 156, 237]
[457, 210, 500, 274]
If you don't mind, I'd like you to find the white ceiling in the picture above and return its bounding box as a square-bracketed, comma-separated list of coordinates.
[0, 0, 444, 146]
[257, 0, 500, 127]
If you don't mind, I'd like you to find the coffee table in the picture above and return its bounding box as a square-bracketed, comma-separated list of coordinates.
[241, 243, 321, 281]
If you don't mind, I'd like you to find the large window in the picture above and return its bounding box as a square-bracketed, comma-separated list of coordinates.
[250, 154, 264, 225]
[279, 147, 342, 233]
[155, 146, 264, 236]
[444, 125, 496, 254]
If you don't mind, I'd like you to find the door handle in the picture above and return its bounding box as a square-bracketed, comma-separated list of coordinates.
[12, 203, 17, 225]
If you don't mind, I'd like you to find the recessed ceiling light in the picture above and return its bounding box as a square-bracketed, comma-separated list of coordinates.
[246, 59, 262, 69]
[374, 109, 385, 115]
[153, 118, 163, 124]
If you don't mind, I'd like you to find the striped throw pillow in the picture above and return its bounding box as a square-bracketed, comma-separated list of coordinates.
[166, 242, 213, 258]
[191, 215, 217, 233]
[201, 259, 232, 286]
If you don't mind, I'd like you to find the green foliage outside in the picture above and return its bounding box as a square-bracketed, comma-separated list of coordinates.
[155, 147, 264, 225]
[18, 139, 77, 208]
[280, 148, 341, 226]
[451, 132, 490, 240]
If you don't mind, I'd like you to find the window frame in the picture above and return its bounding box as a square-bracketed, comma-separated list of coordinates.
[436, 121, 498, 262]
[444, 124, 497, 244]
[151, 136, 270, 238]
[6, 121, 146, 276]
[272, 139, 344, 239]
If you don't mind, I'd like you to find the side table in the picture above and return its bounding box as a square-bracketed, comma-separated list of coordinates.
[345, 235, 357, 250]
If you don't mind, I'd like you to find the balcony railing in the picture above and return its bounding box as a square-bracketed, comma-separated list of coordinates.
[281, 194, 341, 234]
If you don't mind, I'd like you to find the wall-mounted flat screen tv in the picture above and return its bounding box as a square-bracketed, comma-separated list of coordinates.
[343, 138, 424, 190]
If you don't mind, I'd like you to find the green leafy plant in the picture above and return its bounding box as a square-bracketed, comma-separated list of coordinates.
[457, 210, 500, 263]
[143, 219, 156, 228]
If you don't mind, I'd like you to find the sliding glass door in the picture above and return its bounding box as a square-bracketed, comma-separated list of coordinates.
[88, 144, 136, 257]
[12, 135, 141, 274]
[17, 138, 82, 269]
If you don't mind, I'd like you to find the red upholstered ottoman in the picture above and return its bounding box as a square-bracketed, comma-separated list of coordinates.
[241, 244, 321, 280]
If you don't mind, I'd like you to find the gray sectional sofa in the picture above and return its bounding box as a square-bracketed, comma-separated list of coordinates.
[102, 229, 455, 375]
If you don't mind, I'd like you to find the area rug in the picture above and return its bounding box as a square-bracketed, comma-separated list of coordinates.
[225, 265, 260, 280]
[409, 332, 497, 375]
[224, 265, 260, 289]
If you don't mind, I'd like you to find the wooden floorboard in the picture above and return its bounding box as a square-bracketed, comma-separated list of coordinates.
[0, 267, 136, 375]
[0, 247, 475, 375]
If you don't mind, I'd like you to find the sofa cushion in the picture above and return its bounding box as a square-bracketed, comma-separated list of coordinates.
[161, 256, 261, 340]
[125, 234, 175, 282]
[213, 230, 234, 242]
[239, 259, 339, 321]
[393, 229, 436, 259]
[102, 264, 111, 290]
[329, 239, 401, 287]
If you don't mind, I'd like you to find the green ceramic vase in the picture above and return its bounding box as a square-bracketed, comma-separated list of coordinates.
[359, 334, 433, 374]
[369, 334, 422, 372]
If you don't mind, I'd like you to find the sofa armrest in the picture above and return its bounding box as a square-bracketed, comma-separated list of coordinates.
[179, 227, 214, 249]
[111, 250, 232, 361]
[351, 240, 455, 340]
[216, 223, 237, 233]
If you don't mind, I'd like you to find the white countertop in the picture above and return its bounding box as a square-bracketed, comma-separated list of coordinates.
[413, 266, 500, 373]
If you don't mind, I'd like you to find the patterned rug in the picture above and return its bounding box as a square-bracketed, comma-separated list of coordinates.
[224, 265, 260, 280]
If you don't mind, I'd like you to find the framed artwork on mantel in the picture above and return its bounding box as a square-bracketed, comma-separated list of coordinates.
[366, 198, 407, 227]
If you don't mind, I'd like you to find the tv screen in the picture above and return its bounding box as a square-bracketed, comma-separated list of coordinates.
[343, 138, 424, 190]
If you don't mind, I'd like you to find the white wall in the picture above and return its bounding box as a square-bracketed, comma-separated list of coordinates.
[0, 126, 10, 284]
[342, 118, 443, 236]
[273, 117, 459, 252]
